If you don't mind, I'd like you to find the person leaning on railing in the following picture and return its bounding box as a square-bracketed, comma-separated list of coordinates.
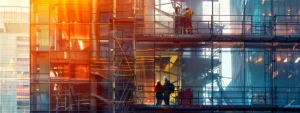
[154, 80, 164, 106]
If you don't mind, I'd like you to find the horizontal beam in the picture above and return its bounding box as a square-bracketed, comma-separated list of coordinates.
[134, 105, 300, 111]
[136, 34, 300, 43]
[136, 43, 298, 49]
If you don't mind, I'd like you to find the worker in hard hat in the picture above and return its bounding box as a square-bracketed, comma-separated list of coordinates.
[163, 76, 171, 105]
[154, 80, 164, 106]
[182, 7, 194, 34]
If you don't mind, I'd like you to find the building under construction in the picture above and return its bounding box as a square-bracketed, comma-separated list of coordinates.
[29, 0, 300, 112]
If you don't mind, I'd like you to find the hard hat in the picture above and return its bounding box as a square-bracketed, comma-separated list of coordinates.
[185, 6, 189, 10]
[163, 76, 168, 80]
[156, 80, 160, 83]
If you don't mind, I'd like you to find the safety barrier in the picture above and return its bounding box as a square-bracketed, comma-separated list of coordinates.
[135, 85, 300, 108]
[136, 15, 300, 37]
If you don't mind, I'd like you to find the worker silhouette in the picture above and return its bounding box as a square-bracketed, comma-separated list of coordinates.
[182, 7, 194, 34]
[163, 76, 172, 105]
[154, 80, 164, 106]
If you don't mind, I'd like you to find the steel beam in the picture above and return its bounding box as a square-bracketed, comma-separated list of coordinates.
[136, 35, 300, 43]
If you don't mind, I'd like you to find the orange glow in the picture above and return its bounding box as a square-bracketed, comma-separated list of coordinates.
[78, 40, 84, 50]
[62, 0, 68, 22]
[276, 56, 281, 62]
[64, 51, 68, 59]
[74, 0, 79, 21]
[257, 57, 263, 63]
[62, 31, 68, 39]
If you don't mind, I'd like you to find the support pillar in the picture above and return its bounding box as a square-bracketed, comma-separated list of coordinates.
[91, 0, 100, 112]
[144, 0, 155, 34]
[111, 0, 117, 113]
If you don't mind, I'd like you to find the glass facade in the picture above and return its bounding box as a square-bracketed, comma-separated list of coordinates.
[28, 0, 300, 112]
[0, 2, 30, 113]
[30, 0, 92, 112]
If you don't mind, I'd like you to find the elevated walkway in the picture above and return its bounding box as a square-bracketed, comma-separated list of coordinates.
[134, 105, 300, 112]
[136, 34, 300, 43]
[135, 15, 300, 44]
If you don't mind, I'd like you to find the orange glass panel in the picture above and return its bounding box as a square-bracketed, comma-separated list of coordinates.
[73, 65, 90, 80]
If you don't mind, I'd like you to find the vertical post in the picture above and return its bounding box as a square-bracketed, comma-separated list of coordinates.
[91, 0, 99, 112]
[198, 91, 199, 105]
[274, 48, 277, 105]
[112, 0, 117, 112]
[169, 53, 171, 80]
[160, 53, 162, 85]
[219, 3, 220, 32]
[211, 41, 214, 108]
[177, 51, 180, 105]
[297, 0, 299, 35]
[242, 0, 246, 35]
[243, 43, 246, 105]
[211, 0, 214, 109]
[271, 0, 273, 16]
[270, 43, 275, 105]
[133, 0, 137, 108]
[211, 0, 214, 35]
[251, 15, 253, 35]
[153, 42, 155, 104]
[264, 51, 268, 104]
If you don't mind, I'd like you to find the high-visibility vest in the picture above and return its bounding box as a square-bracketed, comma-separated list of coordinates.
[184, 9, 194, 18]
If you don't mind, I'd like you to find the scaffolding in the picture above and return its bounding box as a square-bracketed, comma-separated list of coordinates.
[29, 0, 300, 112]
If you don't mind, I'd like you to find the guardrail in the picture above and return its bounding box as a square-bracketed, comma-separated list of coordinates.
[136, 15, 300, 36]
[135, 86, 300, 107]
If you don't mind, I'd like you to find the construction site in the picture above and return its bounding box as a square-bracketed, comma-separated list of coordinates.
[29, 0, 300, 112]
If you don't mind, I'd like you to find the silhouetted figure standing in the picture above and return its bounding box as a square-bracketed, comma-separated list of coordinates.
[154, 80, 164, 106]
[163, 76, 171, 105]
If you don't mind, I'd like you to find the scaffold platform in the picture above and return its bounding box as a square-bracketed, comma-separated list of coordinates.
[136, 34, 300, 43]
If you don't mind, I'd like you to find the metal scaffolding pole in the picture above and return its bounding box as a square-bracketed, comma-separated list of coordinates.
[133, 0, 137, 111]
[271, 0, 273, 16]
[112, 0, 117, 112]
[90, 0, 99, 112]
[211, 0, 214, 110]
[242, 0, 246, 35]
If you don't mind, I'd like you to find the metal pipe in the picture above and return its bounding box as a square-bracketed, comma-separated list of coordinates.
[133, 0, 137, 110]
[243, 41, 246, 105]
[271, 0, 273, 16]
[211, 0, 214, 35]
[90, 0, 99, 112]
[112, 0, 117, 112]
[211, 41, 214, 108]
[242, 0, 246, 35]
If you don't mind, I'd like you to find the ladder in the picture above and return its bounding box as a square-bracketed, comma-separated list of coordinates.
[113, 37, 135, 110]
[55, 83, 72, 111]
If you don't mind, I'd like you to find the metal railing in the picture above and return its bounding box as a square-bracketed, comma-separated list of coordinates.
[136, 15, 300, 37]
[135, 86, 300, 108]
